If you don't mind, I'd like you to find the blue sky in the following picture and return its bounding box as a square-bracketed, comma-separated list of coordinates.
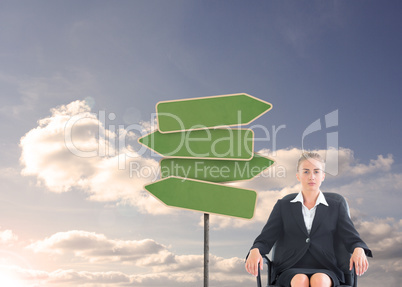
[0, 1, 401, 286]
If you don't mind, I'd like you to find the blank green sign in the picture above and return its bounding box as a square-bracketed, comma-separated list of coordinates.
[157, 93, 272, 133]
[145, 177, 257, 219]
[160, 154, 274, 182]
[138, 129, 254, 160]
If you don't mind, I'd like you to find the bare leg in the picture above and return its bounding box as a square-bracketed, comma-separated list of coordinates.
[310, 273, 332, 287]
[291, 274, 309, 287]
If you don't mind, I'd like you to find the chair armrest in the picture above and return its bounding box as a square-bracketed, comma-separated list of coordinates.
[257, 266, 262, 287]
[256, 254, 272, 287]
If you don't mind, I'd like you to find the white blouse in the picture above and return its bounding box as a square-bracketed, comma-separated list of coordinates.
[290, 191, 329, 234]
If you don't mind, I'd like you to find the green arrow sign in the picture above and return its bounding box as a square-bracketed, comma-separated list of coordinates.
[145, 176, 257, 219]
[138, 128, 254, 160]
[160, 154, 274, 182]
[156, 93, 272, 133]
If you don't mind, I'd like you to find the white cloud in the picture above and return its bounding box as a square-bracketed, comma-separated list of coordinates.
[21, 230, 254, 286]
[3, 258, 400, 287]
[26, 229, 248, 278]
[27, 230, 172, 265]
[1, 263, 253, 287]
[0, 228, 18, 245]
[355, 218, 402, 260]
[19, 100, 172, 215]
[324, 172, 402, 218]
[12, 218, 402, 287]
[342, 153, 394, 176]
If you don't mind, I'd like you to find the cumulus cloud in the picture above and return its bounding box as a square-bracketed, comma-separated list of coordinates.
[26, 230, 247, 277]
[14, 220, 402, 287]
[27, 230, 172, 265]
[336, 151, 394, 177]
[324, 172, 402, 217]
[348, 154, 394, 175]
[353, 217, 402, 287]
[19, 100, 171, 215]
[1, 263, 253, 287]
[355, 218, 402, 260]
[21, 230, 253, 287]
[8, 260, 398, 287]
[0, 228, 18, 245]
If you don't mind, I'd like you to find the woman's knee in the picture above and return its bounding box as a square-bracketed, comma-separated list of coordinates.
[310, 273, 332, 287]
[290, 274, 309, 287]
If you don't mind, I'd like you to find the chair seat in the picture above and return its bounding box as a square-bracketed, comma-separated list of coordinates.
[264, 282, 352, 287]
[266, 283, 348, 286]
[257, 256, 356, 287]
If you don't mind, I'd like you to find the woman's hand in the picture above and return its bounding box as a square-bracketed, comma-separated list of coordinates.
[245, 248, 263, 277]
[350, 247, 369, 276]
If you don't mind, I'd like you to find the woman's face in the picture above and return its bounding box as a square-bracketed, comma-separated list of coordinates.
[296, 158, 325, 193]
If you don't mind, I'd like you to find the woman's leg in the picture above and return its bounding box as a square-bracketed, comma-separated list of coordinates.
[310, 273, 332, 287]
[290, 274, 309, 287]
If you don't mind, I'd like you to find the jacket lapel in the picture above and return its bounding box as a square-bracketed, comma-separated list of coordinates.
[290, 202, 309, 236]
[310, 204, 328, 235]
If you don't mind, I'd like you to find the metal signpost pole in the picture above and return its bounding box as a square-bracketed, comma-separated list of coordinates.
[204, 213, 209, 287]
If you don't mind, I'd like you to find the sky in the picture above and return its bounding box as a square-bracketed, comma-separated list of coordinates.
[0, 0, 401, 286]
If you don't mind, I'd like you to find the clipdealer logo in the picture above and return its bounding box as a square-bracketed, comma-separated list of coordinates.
[63, 109, 339, 176]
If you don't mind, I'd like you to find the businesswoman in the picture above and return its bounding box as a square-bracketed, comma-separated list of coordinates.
[245, 152, 372, 287]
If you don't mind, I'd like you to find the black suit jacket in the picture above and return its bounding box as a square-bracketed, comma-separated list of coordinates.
[250, 193, 372, 284]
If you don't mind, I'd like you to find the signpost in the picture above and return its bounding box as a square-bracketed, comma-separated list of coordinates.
[139, 93, 273, 287]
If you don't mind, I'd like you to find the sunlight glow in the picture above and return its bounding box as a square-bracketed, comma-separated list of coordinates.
[0, 271, 25, 287]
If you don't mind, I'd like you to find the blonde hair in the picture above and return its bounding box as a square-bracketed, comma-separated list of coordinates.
[297, 152, 325, 171]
